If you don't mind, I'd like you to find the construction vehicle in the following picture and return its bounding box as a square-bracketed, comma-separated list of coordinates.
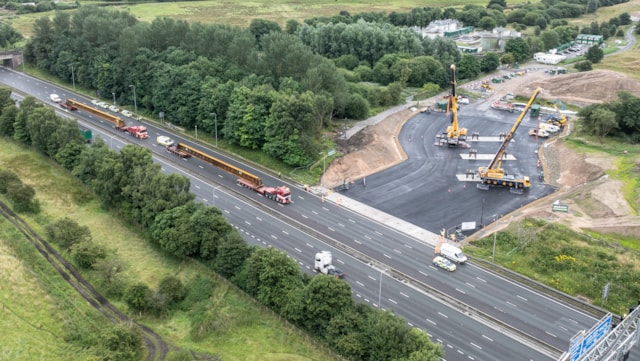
[481, 81, 493, 91]
[546, 104, 567, 128]
[528, 128, 549, 138]
[491, 100, 515, 112]
[314, 251, 345, 278]
[477, 87, 542, 191]
[60, 102, 77, 111]
[442, 64, 468, 146]
[64, 99, 149, 139]
[172, 143, 292, 204]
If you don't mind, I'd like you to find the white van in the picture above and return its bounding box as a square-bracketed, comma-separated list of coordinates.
[438, 243, 467, 264]
[49, 94, 61, 103]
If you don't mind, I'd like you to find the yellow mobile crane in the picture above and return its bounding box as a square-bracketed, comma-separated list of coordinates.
[477, 87, 542, 191]
[445, 64, 468, 146]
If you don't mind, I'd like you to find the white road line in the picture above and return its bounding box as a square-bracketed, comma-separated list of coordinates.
[456, 288, 466, 294]
[282, 230, 288, 235]
[426, 318, 436, 325]
[465, 282, 476, 288]
[476, 277, 487, 283]
[438, 312, 449, 318]
[195, 185, 201, 189]
[354, 239, 362, 245]
[388, 299, 398, 305]
[419, 270, 429, 277]
[517, 295, 528, 301]
[383, 253, 392, 259]
[393, 248, 402, 254]
[355, 281, 364, 287]
[470, 342, 482, 350]
[328, 227, 335, 232]
[482, 334, 493, 342]
[545, 331, 557, 338]
[256, 217, 262, 221]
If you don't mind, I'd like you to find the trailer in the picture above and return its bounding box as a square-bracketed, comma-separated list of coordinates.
[166, 144, 191, 158]
[172, 143, 292, 204]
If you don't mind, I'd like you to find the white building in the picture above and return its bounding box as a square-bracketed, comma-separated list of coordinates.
[534, 52, 566, 65]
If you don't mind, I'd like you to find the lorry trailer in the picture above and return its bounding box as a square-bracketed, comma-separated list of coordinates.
[171, 143, 292, 204]
[64, 99, 148, 139]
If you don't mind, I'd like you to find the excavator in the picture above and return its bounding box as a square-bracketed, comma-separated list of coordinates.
[477, 87, 542, 192]
[546, 104, 567, 128]
[444, 64, 468, 146]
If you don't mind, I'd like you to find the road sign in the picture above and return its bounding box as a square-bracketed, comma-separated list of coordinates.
[552, 203, 569, 212]
[569, 313, 612, 361]
[602, 282, 610, 301]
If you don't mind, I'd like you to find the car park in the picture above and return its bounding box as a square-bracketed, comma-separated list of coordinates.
[121, 110, 133, 117]
[433, 256, 456, 272]
[156, 136, 175, 147]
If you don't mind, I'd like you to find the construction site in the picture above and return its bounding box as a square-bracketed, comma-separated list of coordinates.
[323, 66, 640, 238]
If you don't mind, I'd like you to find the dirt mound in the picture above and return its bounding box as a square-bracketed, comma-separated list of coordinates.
[530, 70, 640, 105]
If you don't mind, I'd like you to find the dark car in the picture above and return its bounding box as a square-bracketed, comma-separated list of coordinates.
[327, 267, 346, 279]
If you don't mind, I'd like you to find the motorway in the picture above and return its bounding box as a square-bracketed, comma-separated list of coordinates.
[0, 67, 601, 361]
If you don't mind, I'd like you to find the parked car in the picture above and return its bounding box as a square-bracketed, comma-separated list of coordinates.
[97, 101, 109, 108]
[121, 110, 133, 117]
[156, 136, 175, 147]
[109, 105, 120, 112]
[433, 256, 456, 272]
[91, 99, 99, 105]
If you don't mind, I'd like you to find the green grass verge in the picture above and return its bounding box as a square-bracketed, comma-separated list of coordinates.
[0, 138, 335, 360]
[466, 219, 640, 315]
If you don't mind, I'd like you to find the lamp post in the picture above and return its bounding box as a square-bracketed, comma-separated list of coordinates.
[71, 64, 76, 90]
[195, 125, 198, 139]
[491, 215, 498, 263]
[112, 92, 116, 106]
[129, 85, 137, 114]
[378, 269, 383, 308]
[211, 112, 218, 147]
[480, 198, 485, 227]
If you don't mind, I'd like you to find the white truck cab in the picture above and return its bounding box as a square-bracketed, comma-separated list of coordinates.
[314, 251, 345, 278]
[437, 243, 467, 264]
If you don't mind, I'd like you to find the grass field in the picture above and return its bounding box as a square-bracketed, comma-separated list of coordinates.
[0, 140, 335, 361]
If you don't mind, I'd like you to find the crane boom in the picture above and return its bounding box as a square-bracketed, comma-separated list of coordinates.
[445, 64, 468, 146]
[478, 87, 542, 190]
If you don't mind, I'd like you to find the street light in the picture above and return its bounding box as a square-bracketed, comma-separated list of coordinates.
[129, 85, 137, 114]
[71, 64, 76, 90]
[491, 215, 498, 263]
[378, 268, 388, 309]
[195, 124, 198, 139]
[112, 92, 116, 106]
[211, 112, 218, 147]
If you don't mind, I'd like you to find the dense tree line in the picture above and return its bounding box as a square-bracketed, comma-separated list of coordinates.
[578, 92, 640, 142]
[0, 87, 443, 360]
[25, 6, 356, 167]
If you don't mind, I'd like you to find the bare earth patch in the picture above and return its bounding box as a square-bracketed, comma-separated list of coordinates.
[324, 67, 640, 238]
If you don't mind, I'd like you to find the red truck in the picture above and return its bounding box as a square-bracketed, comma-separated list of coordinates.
[127, 125, 149, 140]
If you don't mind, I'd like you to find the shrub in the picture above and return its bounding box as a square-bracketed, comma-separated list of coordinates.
[70, 241, 106, 269]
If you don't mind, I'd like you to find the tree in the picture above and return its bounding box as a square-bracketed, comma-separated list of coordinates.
[585, 45, 604, 64]
[244, 247, 305, 312]
[124, 282, 152, 313]
[504, 38, 531, 62]
[480, 52, 500, 72]
[0, 169, 21, 194]
[500, 52, 516, 66]
[70, 241, 106, 269]
[248, 19, 281, 49]
[299, 276, 355, 336]
[591, 108, 619, 139]
[539, 30, 560, 51]
[46, 217, 92, 252]
[344, 93, 370, 120]
[214, 231, 251, 278]
[9, 183, 39, 213]
[478, 16, 497, 31]
[457, 54, 481, 80]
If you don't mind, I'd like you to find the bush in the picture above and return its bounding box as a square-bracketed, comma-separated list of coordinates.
[575, 60, 593, 72]
[70, 241, 106, 269]
[0, 169, 21, 194]
[98, 323, 143, 361]
[158, 275, 186, 306]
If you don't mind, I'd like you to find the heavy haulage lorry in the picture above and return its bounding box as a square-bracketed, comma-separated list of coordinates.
[477, 87, 542, 191]
[440, 64, 468, 147]
[64, 99, 149, 140]
[170, 143, 292, 204]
